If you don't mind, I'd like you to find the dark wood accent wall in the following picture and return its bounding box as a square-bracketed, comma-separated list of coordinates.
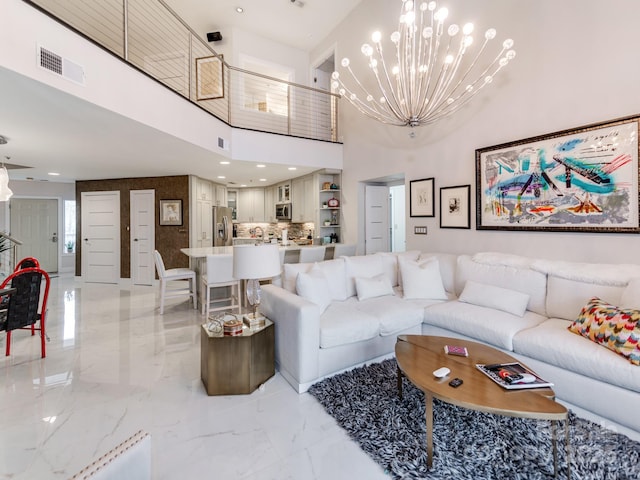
[75, 175, 190, 277]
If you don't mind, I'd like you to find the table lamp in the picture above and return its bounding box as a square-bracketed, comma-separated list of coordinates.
[232, 244, 281, 320]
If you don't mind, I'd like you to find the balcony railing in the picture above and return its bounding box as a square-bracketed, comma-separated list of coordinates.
[25, 0, 340, 143]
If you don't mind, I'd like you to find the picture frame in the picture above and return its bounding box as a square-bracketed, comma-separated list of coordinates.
[159, 199, 182, 226]
[440, 185, 470, 229]
[409, 177, 435, 217]
[196, 55, 224, 100]
[476, 115, 640, 233]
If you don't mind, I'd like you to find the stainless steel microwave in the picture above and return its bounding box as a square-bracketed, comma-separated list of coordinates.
[275, 203, 291, 221]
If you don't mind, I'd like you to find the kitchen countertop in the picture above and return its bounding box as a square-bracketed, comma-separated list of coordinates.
[181, 243, 338, 258]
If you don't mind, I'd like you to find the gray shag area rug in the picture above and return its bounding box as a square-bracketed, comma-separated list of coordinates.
[308, 359, 640, 480]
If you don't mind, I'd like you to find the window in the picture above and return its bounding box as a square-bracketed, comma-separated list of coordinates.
[64, 200, 76, 253]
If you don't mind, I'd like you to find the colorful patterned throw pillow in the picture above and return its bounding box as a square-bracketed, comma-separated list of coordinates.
[568, 297, 640, 366]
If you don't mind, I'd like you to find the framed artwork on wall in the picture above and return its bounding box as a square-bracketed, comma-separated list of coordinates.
[196, 55, 224, 100]
[410, 177, 435, 217]
[476, 115, 640, 233]
[440, 185, 470, 229]
[160, 199, 182, 226]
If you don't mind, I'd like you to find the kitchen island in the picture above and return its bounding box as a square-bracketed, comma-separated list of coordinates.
[180, 243, 339, 311]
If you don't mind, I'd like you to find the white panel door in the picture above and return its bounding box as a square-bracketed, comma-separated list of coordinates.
[81, 191, 120, 283]
[365, 185, 390, 254]
[130, 189, 155, 285]
[10, 198, 58, 272]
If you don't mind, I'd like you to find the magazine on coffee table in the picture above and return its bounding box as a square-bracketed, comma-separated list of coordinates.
[476, 362, 553, 390]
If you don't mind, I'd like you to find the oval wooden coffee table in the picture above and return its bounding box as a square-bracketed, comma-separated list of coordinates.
[395, 335, 570, 478]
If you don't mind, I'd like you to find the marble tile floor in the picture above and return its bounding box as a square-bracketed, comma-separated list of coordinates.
[0, 275, 389, 480]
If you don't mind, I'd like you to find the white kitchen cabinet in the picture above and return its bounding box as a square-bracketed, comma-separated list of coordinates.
[264, 185, 277, 223]
[214, 185, 227, 206]
[237, 188, 265, 222]
[291, 175, 317, 223]
[195, 177, 213, 201]
[195, 199, 213, 247]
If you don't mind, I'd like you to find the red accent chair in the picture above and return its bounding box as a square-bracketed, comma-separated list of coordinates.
[0, 266, 51, 358]
[14, 257, 41, 271]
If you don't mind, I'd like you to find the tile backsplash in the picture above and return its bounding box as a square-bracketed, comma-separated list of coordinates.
[234, 222, 316, 240]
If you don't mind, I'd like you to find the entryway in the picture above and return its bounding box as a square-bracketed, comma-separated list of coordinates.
[9, 198, 59, 272]
[362, 178, 406, 254]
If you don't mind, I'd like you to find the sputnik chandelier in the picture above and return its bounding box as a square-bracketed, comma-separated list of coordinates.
[331, 0, 516, 128]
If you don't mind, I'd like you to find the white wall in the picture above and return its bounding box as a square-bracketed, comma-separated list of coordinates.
[313, 0, 640, 264]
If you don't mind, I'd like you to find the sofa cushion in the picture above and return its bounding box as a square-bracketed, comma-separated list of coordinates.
[455, 255, 547, 316]
[296, 268, 332, 314]
[620, 277, 640, 309]
[513, 318, 640, 393]
[545, 275, 624, 321]
[423, 301, 547, 351]
[319, 303, 380, 348]
[354, 295, 424, 336]
[344, 255, 385, 298]
[399, 257, 447, 300]
[419, 253, 457, 294]
[459, 280, 530, 317]
[568, 297, 640, 366]
[314, 258, 348, 301]
[355, 273, 394, 301]
[283, 262, 313, 293]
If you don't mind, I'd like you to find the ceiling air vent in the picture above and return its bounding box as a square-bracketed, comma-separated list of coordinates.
[38, 45, 85, 86]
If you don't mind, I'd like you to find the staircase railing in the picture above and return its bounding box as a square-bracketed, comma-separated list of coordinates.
[25, 0, 340, 143]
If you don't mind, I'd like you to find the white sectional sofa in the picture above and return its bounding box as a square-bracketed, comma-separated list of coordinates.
[260, 251, 640, 435]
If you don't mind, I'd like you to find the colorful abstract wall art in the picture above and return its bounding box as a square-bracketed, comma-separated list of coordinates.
[476, 116, 640, 233]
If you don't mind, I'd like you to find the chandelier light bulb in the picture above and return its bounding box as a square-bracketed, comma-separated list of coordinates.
[331, 71, 339, 80]
[434, 7, 448, 22]
[362, 43, 373, 56]
[336, 0, 517, 127]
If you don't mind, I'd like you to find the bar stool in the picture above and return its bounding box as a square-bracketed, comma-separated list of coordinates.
[153, 250, 197, 315]
[298, 245, 326, 263]
[202, 254, 241, 317]
[333, 244, 357, 258]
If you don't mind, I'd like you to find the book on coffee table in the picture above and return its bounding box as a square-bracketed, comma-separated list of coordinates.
[476, 362, 553, 390]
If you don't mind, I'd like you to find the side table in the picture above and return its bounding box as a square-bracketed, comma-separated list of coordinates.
[200, 319, 275, 395]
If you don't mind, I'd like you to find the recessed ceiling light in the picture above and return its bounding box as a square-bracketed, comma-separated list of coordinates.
[259, 178, 267, 182]
[236, 7, 244, 13]
[48, 172, 60, 176]
[256, 164, 266, 168]
[217, 176, 226, 179]
[240, 184, 247, 187]
[288, 167, 297, 170]
[220, 161, 230, 165]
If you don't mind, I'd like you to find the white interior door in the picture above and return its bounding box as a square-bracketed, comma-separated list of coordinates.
[10, 198, 59, 272]
[365, 185, 390, 254]
[130, 190, 155, 285]
[81, 191, 120, 283]
[390, 185, 406, 252]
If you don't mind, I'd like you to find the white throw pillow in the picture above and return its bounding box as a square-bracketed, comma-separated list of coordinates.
[399, 257, 447, 300]
[355, 273, 395, 301]
[459, 280, 530, 317]
[283, 262, 313, 293]
[295, 268, 332, 313]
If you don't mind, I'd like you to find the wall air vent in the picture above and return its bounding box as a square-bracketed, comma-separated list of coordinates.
[38, 45, 85, 86]
[218, 137, 229, 150]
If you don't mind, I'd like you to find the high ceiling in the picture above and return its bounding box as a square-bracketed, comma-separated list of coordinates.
[0, 0, 362, 185]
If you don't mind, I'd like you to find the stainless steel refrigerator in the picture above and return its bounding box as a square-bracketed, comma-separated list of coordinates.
[213, 206, 233, 246]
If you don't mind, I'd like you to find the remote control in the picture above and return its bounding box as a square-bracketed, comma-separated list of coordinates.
[449, 378, 463, 388]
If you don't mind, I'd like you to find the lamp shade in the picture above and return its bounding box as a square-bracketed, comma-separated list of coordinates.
[233, 244, 281, 280]
[0, 166, 13, 202]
